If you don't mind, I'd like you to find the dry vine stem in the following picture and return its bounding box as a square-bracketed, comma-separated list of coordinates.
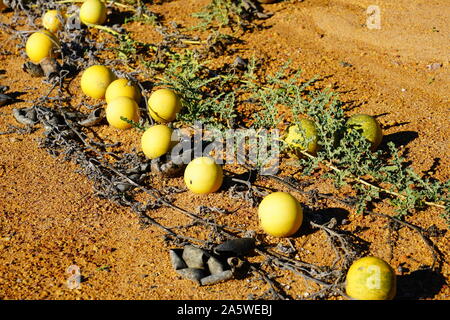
[45, 104, 441, 297]
[4, 0, 445, 300]
[266, 170, 441, 270]
[27, 103, 358, 299]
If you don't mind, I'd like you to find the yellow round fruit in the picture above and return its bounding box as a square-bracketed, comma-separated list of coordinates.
[258, 192, 303, 237]
[285, 118, 319, 155]
[345, 256, 396, 300]
[80, 65, 116, 99]
[141, 124, 173, 160]
[25, 30, 58, 63]
[148, 88, 182, 123]
[42, 10, 64, 33]
[105, 78, 141, 104]
[347, 114, 383, 151]
[105, 96, 139, 129]
[184, 157, 223, 194]
[79, 0, 107, 25]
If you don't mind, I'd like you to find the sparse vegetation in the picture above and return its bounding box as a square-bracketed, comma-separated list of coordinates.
[0, 0, 448, 300]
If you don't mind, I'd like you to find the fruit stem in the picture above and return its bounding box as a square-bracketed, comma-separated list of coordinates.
[88, 24, 122, 37]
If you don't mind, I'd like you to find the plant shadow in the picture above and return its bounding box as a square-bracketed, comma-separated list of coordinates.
[395, 268, 446, 300]
[3, 91, 27, 104]
[309, 207, 350, 225]
[382, 122, 411, 130]
[422, 157, 442, 179]
[140, 80, 155, 92]
[289, 206, 371, 256]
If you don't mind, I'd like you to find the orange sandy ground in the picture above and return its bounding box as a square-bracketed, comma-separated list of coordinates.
[0, 0, 449, 300]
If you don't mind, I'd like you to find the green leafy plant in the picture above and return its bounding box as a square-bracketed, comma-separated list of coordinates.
[192, 0, 268, 31]
[125, 19, 449, 226]
[6, 0, 447, 302]
[156, 50, 238, 129]
[143, 47, 449, 225]
[235, 62, 449, 224]
[193, 0, 248, 30]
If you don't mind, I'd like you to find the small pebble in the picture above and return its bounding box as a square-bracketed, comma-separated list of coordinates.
[169, 249, 187, 270]
[207, 256, 226, 275]
[200, 270, 233, 286]
[182, 245, 208, 269]
[339, 61, 353, 67]
[176, 268, 207, 285]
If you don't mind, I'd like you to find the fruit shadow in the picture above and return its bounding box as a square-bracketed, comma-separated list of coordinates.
[381, 131, 418, 149]
[395, 268, 446, 300]
[140, 80, 155, 92]
[293, 206, 351, 237]
[221, 169, 279, 208]
[222, 169, 257, 187]
[107, 8, 135, 26]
